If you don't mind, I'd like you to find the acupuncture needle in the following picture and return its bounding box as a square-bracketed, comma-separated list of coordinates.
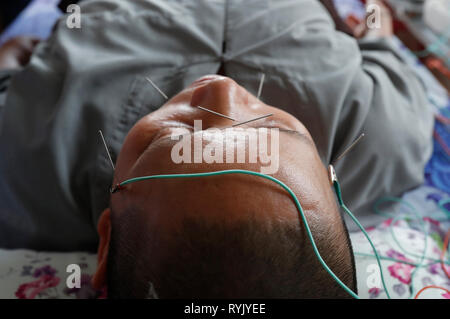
[197, 106, 236, 122]
[145, 76, 169, 100]
[256, 73, 265, 100]
[98, 130, 115, 171]
[334, 133, 365, 164]
[231, 114, 273, 127]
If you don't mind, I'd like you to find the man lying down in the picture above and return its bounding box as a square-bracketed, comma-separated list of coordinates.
[0, 0, 434, 298]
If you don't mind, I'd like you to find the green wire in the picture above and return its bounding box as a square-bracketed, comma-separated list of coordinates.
[333, 181, 391, 299]
[355, 252, 450, 266]
[438, 199, 450, 217]
[118, 169, 391, 299]
[389, 214, 428, 299]
[412, 20, 450, 66]
[373, 197, 437, 299]
[354, 252, 441, 267]
[374, 198, 428, 264]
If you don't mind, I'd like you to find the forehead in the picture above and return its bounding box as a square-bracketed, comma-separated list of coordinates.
[112, 127, 333, 219]
[136, 127, 318, 170]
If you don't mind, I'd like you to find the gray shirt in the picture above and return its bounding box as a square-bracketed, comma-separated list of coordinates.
[0, 0, 434, 251]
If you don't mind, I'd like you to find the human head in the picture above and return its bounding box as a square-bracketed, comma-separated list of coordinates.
[92, 75, 357, 298]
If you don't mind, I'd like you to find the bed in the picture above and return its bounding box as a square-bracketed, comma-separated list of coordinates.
[0, 0, 448, 299]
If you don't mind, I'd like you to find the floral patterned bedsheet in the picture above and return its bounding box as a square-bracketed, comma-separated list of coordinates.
[0, 250, 99, 299]
[0, 188, 448, 300]
[0, 0, 448, 300]
[352, 186, 450, 299]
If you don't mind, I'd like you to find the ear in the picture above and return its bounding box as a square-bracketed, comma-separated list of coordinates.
[92, 208, 111, 290]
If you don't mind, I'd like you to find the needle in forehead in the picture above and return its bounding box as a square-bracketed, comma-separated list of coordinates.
[231, 113, 273, 127]
[145, 76, 169, 100]
[197, 106, 236, 121]
[98, 130, 115, 171]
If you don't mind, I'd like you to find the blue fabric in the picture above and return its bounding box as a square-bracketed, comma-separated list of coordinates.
[425, 106, 450, 194]
[0, 0, 62, 45]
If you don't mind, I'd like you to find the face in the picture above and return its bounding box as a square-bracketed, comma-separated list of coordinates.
[98, 75, 356, 297]
[114, 75, 310, 179]
[111, 75, 342, 240]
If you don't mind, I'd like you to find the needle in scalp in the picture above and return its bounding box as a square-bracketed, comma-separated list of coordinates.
[145, 76, 169, 100]
[98, 130, 115, 171]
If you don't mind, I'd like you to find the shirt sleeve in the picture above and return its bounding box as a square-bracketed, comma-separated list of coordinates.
[334, 35, 434, 225]
[0, 0, 223, 250]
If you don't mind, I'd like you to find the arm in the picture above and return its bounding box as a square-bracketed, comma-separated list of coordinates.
[329, 2, 434, 215]
[302, 2, 432, 214]
[226, 0, 433, 215]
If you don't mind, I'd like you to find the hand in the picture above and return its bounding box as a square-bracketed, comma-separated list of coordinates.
[0, 36, 40, 70]
[318, 0, 355, 36]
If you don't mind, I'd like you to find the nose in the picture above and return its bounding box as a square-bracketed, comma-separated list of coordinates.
[190, 76, 240, 123]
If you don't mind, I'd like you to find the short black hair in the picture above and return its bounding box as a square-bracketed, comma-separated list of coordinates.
[107, 207, 357, 298]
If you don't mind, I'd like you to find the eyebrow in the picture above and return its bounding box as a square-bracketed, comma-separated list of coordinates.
[277, 128, 309, 139]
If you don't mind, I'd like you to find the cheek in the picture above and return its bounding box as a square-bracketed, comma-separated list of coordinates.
[115, 119, 157, 180]
[279, 143, 331, 211]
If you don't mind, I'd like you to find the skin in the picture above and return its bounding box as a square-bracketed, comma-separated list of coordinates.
[0, 36, 40, 70]
[91, 75, 350, 291]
